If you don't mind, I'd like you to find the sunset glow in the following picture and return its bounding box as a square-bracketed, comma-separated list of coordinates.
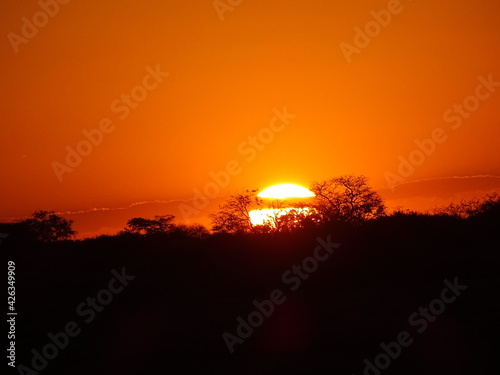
[257, 184, 315, 199]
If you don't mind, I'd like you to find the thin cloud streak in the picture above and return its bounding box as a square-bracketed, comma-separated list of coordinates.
[0, 198, 192, 222]
[376, 175, 500, 191]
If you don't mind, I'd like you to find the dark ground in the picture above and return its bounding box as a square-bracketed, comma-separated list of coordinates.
[3, 212, 499, 374]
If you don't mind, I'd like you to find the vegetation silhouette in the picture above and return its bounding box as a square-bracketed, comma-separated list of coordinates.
[311, 175, 386, 224]
[0, 210, 75, 243]
[124, 214, 176, 235]
[2, 177, 499, 374]
[209, 175, 385, 234]
[209, 189, 261, 234]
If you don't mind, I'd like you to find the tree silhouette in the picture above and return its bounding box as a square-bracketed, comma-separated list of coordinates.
[22, 210, 75, 242]
[210, 190, 321, 234]
[209, 190, 262, 234]
[251, 199, 320, 233]
[125, 215, 175, 235]
[268, 207, 313, 232]
[311, 175, 385, 224]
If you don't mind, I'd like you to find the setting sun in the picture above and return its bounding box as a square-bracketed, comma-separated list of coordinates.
[257, 184, 315, 199]
[250, 184, 315, 226]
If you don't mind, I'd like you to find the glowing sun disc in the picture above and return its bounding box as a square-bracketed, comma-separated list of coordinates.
[257, 184, 315, 199]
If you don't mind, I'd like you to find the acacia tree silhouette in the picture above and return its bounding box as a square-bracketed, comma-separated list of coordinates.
[21, 210, 76, 242]
[209, 190, 262, 234]
[125, 215, 175, 235]
[311, 175, 385, 224]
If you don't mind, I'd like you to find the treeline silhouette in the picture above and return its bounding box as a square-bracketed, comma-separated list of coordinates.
[2, 178, 499, 374]
[2, 175, 499, 243]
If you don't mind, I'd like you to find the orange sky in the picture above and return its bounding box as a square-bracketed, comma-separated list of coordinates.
[1, 0, 500, 237]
